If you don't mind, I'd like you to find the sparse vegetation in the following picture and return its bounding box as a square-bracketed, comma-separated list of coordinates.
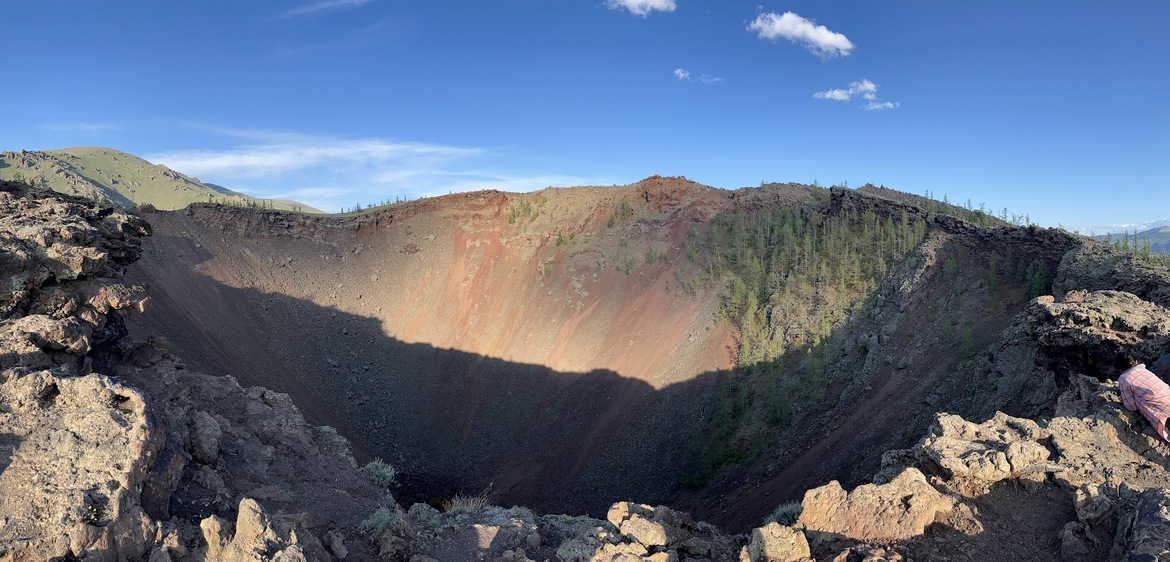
[507, 194, 547, 233]
[690, 195, 929, 366]
[683, 187, 987, 483]
[556, 231, 577, 246]
[607, 198, 634, 228]
[359, 506, 408, 539]
[81, 503, 101, 526]
[764, 501, 802, 526]
[867, 185, 1022, 227]
[682, 186, 1070, 485]
[618, 255, 636, 275]
[645, 247, 665, 265]
[361, 457, 398, 489]
[78, 493, 108, 526]
[443, 489, 493, 512]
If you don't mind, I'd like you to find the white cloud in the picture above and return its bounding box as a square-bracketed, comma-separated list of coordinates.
[853, 79, 878, 100]
[814, 79, 898, 110]
[813, 80, 877, 102]
[1073, 218, 1170, 235]
[674, 68, 723, 83]
[606, 0, 676, 17]
[145, 129, 609, 213]
[280, 0, 376, 19]
[147, 138, 476, 178]
[813, 89, 850, 101]
[748, 11, 853, 58]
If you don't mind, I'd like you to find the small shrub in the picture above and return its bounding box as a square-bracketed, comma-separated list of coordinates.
[361, 458, 398, 489]
[764, 501, 802, 526]
[359, 506, 406, 538]
[645, 248, 663, 264]
[443, 491, 492, 513]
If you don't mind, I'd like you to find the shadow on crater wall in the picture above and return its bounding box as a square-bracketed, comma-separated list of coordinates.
[126, 266, 726, 521]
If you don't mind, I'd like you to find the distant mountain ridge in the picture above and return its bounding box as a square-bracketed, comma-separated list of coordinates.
[0, 146, 320, 212]
[1095, 225, 1170, 254]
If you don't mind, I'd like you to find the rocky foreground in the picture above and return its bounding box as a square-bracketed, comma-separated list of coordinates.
[1, 180, 1169, 561]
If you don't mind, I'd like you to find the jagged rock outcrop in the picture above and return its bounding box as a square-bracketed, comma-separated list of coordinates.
[1028, 291, 1170, 379]
[741, 523, 810, 562]
[795, 468, 955, 545]
[0, 182, 386, 560]
[0, 181, 158, 560]
[200, 498, 330, 562]
[0, 181, 149, 373]
[862, 286, 1170, 561]
[0, 370, 159, 560]
[1054, 243, 1170, 310]
[971, 287, 1170, 422]
[370, 501, 746, 561]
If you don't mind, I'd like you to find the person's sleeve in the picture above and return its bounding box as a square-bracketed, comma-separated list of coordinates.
[1120, 380, 1137, 411]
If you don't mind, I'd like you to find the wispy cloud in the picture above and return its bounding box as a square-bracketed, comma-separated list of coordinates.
[814, 79, 898, 110]
[813, 89, 850, 101]
[148, 138, 479, 178]
[606, 0, 676, 17]
[273, 21, 388, 58]
[1072, 218, 1170, 235]
[814, 79, 877, 102]
[748, 11, 853, 58]
[41, 122, 121, 134]
[145, 129, 608, 212]
[280, 0, 377, 19]
[674, 68, 724, 83]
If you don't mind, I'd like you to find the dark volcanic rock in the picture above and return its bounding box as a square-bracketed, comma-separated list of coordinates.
[1026, 291, 1170, 381]
[1054, 242, 1170, 310]
[0, 182, 385, 560]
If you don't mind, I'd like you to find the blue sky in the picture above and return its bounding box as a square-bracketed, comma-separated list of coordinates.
[3, 1, 1167, 232]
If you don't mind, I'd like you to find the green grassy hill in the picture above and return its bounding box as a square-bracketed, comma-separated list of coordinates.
[0, 146, 320, 212]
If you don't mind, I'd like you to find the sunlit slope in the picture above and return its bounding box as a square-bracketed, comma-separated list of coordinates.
[0, 146, 319, 212]
[133, 178, 750, 385]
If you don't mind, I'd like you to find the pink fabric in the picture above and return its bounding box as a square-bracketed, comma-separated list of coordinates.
[1120, 365, 1170, 442]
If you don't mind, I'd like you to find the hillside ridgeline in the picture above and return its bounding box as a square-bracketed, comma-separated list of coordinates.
[0, 147, 319, 212]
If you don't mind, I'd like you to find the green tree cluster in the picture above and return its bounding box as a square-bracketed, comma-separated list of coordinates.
[1105, 231, 1170, 267]
[607, 199, 634, 228]
[506, 194, 547, 233]
[688, 203, 928, 366]
[682, 193, 931, 482]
